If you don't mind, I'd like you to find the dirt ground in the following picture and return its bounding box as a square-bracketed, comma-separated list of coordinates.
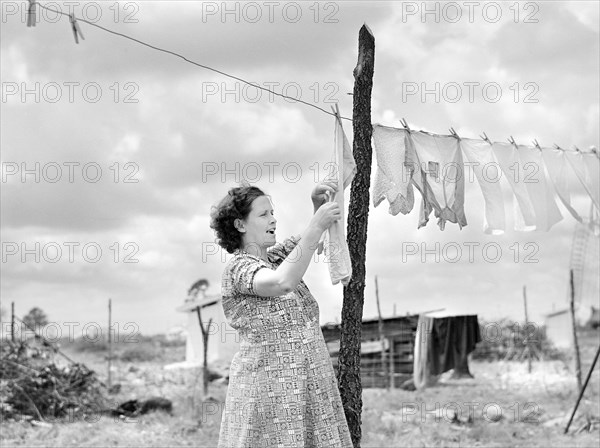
[2, 331, 598, 447]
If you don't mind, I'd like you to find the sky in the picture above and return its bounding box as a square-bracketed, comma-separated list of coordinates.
[1, 1, 599, 338]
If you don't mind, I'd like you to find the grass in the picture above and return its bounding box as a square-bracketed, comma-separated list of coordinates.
[1, 330, 598, 447]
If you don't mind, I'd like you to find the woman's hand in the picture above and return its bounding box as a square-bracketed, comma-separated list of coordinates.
[310, 201, 341, 232]
[311, 180, 338, 209]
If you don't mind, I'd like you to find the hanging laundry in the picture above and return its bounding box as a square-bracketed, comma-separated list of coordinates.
[491, 142, 536, 231]
[516, 144, 562, 231]
[541, 147, 583, 222]
[372, 124, 415, 215]
[413, 314, 481, 390]
[409, 131, 467, 230]
[565, 150, 600, 211]
[460, 138, 506, 234]
[404, 132, 438, 229]
[322, 112, 355, 286]
[413, 315, 435, 390]
[428, 315, 481, 377]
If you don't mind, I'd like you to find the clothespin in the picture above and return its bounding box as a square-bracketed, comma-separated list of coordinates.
[449, 127, 460, 140]
[70, 14, 85, 44]
[508, 136, 517, 147]
[532, 139, 542, 152]
[400, 118, 411, 132]
[479, 132, 492, 145]
[330, 104, 342, 127]
[27, 0, 36, 27]
[553, 143, 562, 151]
[574, 145, 581, 153]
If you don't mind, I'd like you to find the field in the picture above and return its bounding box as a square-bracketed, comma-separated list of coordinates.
[1, 330, 598, 448]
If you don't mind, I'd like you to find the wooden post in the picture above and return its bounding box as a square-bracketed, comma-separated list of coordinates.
[375, 276, 388, 389]
[388, 336, 395, 389]
[338, 23, 375, 448]
[108, 298, 112, 389]
[564, 344, 600, 433]
[196, 306, 213, 397]
[523, 286, 531, 373]
[11, 302, 15, 342]
[570, 270, 583, 392]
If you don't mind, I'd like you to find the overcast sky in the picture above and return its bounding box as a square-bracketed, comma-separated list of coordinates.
[1, 1, 599, 337]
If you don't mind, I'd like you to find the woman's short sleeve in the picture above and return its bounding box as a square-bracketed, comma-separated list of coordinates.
[267, 235, 300, 266]
[226, 256, 266, 296]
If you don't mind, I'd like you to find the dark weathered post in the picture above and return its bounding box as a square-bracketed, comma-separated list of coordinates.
[108, 298, 113, 389]
[196, 306, 213, 396]
[11, 302, 15, 342]
[570, 270, 583, 392]
[375, 276, 388, 389]
[523, 286, 531, 373]
[338, 24, 375, 448]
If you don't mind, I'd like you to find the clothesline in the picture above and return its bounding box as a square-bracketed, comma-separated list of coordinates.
[29, 1, 352, 121]
[26, 2, 598, 156]
[396, 119, 599, 158]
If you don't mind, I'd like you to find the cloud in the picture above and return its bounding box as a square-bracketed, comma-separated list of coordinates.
[1, 2, 598, 334]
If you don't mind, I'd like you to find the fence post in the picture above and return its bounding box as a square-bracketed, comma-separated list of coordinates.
[338, 24, 375, 448]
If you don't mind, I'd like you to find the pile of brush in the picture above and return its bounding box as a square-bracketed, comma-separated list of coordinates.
[0, 339, 108, 422]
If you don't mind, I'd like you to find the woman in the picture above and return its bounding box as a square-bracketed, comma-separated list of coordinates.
[210, 182, 353, 447]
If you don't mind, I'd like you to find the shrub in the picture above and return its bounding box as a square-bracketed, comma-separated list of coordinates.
[119, 345, 156, 362]
[473, 318, 564, 361]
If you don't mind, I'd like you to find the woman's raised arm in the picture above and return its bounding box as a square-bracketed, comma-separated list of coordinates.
[252, 201, 340, 297]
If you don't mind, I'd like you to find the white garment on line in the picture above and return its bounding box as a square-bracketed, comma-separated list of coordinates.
[541, 147, 582, 222]
[410, 131, 467, 230]
[491, 142, 536, 231]
[372, 124, 415, 215]
[403, 132, 437, 229]
[565, 150, 600, 211]
[460, 138, 506, 234]
[322, 114, 355, 286]
[516, 144, 562, 231]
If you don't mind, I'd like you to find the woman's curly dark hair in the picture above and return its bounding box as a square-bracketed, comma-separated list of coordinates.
[210, 185, 267, 254]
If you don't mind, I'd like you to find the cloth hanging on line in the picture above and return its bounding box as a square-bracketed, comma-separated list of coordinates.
[516, 144, 563, 231]
[372, 124, 415, 215]
[413, 314, 481, 390]
[405, 131, 441, 229]
[541, 147, 583, 222]
[565, 150, 600, 211]
[322, 112, 355, 286]
[427, 315, 481, 377]
[413, 315, 435, 390]
[491, 142, 537, 231]
[459, 138, 506, 234]
[369, 123, 596, 232]
[409, 131, 467, 230]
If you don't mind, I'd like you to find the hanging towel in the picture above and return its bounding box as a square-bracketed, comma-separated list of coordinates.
[541, 147, 582, 222]
[516, 144, 563, 231]
[404, 132, 438, 229]
[565, 150, 600, 211]
[322, 113, 355, 286]
[413, 314, 435, 390]
[460, 138, 506, 234]
[491, 142, 536, 231]
[410, 131, 467, 230]
[372, 124, 415, 215]
[428, 315, 482, 376]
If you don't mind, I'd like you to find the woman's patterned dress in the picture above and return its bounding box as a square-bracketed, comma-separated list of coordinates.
[217, 236, 353, 448]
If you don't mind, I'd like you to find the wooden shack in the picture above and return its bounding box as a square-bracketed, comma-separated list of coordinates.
[321, 315, 419, 388]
